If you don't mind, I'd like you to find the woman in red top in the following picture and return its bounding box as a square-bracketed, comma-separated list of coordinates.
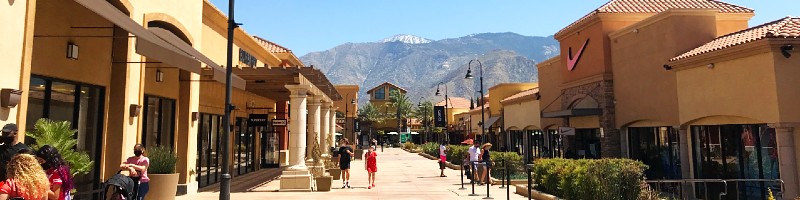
[365, 146, 378, 189]
[0, 154, 50, 200]
[36, 145, 72, 200]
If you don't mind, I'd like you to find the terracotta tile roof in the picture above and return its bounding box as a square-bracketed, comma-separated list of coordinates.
[556, 0, 753, 37]
[501, 88, 540, 104]
[436, 97, 471, 108]
[366, 82, 407, 94]
[252, 36, 292, 53]
[469, 104, 489, 113]
[671, 17, 800, 61]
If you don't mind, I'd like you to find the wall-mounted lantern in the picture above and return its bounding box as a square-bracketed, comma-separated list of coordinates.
[129, 104, 142, 117]
[155, 69, 164, 82]
[0, 89, 22, 108]
[66, 42, 79, 60]
[192, 112, 200, 121]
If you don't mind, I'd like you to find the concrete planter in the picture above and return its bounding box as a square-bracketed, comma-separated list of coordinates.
[145, 173, 179, 200]
[514, 184, 558, 200]
[315, 176, 333, 192]
[328, 168, 341, 180]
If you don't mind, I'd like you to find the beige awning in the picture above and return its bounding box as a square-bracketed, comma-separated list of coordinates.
[73, 0, 202, 73]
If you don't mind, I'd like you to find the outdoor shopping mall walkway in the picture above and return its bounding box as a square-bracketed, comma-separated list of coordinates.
[176, 147, 528, 200]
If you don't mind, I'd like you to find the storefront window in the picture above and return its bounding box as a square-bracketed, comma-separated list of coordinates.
[142, 95, 175, 149]
[566, 129, 600, 159]
[197, 113, 223, 187]
[692, 124, 780, 199]
[628, 127, 681, 180]
[375, 87, 385, 99]
[26, 76, 104, 194]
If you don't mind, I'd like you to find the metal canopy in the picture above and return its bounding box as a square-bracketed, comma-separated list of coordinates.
[541, 108, 603, 118]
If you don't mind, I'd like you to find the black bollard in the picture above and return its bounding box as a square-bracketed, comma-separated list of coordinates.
[527, 164, 532, 200]
[459, 162, 467, 190]
[483, 161, 493, 199]
[506, 159, 510, 200]
[469, 161, 479, 196]
[499, 159, 505, 189]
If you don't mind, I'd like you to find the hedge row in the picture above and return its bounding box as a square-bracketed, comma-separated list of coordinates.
[531, 158, 648, 200]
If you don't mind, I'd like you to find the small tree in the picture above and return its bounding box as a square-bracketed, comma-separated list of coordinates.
[28, 119, 93, 177]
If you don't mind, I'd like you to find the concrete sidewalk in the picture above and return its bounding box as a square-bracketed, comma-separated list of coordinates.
[177, 147, 527, 200]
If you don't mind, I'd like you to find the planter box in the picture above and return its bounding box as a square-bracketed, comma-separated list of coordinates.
[145, 173, 179, 200]
[328, 168, 342, 180]
[315, 176, 332, 192]
[514, 184, 558, 200]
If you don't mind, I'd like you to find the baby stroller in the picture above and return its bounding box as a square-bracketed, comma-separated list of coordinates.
[104, 171, 136, 200]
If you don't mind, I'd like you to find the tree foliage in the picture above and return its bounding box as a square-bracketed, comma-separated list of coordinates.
[27, 119, 93, 177]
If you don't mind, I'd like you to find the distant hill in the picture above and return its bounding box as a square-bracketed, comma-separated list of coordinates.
[300, 32, 559, 104]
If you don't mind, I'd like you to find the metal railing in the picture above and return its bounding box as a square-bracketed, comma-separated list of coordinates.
[725, 179, 784, 200]
[647, 179, 728, 200]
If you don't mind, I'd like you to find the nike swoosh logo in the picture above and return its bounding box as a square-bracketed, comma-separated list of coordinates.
[567, 39, 589, 71]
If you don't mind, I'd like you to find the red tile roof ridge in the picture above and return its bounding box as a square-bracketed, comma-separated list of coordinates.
[501, 88, 540, 103]
[252, 36, 292, 53]
[670, 16, 800, 61]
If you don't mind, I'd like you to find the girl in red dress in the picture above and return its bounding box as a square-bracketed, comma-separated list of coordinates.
[365, 146, 378, 189]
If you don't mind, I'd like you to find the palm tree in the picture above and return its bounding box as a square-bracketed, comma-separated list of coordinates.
[358, 102, 385, 143]
[414, 101, 433, 143]
[389, 90, 413, 142]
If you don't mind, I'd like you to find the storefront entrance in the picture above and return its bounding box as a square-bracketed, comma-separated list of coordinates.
[628, 127, 681, 180]
[142, 95, 176, 148]
[260, 124, 279, 168]
[26, 76, 105, 194]
[566, 129, 601, 159]
[197, 113, 222, 187]
[234, 118, 255, 175]
[691, 124, 780, 199]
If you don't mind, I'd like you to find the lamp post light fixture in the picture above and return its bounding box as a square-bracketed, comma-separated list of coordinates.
[345, 93, 355, 144]
[436, 82, 450, 144]
[465, 59, 485, 145]
[220, 0, 241, 198]
[418, 97, 426, 144]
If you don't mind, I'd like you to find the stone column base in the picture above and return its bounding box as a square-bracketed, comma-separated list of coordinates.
[280, 170, 313, 192]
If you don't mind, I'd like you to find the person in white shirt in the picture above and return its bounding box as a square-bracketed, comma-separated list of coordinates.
[466, 142, 481, 183]
[438, 143, 447, 177]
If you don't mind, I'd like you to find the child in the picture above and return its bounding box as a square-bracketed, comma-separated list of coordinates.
[365, 146, 378, 189]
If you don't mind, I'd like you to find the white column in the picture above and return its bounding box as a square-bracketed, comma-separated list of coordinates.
[773, 125, 798, 199]
[330, 107, 338, 148]
[286, 85, 310, 171]
[306, 96, 322, 160]
[321, 102, 331, 156]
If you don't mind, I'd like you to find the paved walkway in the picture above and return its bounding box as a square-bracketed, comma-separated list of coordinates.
[177, 147, 528, 200]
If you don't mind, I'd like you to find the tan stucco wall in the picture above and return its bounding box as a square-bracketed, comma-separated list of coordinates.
[447, 108, 469, 126]
[334, 85, 359, 118]
[772, 49, 800, 123]
[611, 11, 724, 128]
[488, 83, 537, 116]
[502, 99, 541, 130]
[537, 58, 563, 129]
[676, 52, 780, 125]
[0, 0, 35, 131]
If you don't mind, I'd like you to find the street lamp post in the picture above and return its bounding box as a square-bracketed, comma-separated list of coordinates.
[220, 0, 239, 199]
[417, 97, 426, 144]
[436, 82, 450, 144]
[465, 59, 485, 145]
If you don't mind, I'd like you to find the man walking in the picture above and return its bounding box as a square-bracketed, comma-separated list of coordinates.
[337, 138, 354, 188]
[467, 141, 481, 183]
[0, 123, 30, 181]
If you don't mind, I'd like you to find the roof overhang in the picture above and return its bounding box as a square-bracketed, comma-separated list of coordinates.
[542, 108, 603, 118]
[234, 67, 340, 102]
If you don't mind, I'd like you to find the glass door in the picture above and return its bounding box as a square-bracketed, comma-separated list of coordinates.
[142, 95, 175, 149]
[197, 114, 222, 188]
[260, 123, 278, 168]
[235, 118, 255, 175]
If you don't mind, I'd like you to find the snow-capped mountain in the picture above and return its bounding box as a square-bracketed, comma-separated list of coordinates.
[378, 34, 432, 44]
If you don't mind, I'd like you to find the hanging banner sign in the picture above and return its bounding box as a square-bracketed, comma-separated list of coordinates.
[248, 114, 269, 126]
[434, 106, 446, 127]
[354, 119, 360, 132]
[336, 118, 345, 125]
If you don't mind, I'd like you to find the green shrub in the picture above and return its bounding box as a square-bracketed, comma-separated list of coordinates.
[28, 119, 93, 177]
[419, 142, 439, 157]
[531, 158, 648, 200]
[445, 145, 470, 165]
[402, 142, 417, 151]
[489, 151, 523, 179]
[148, 145, 178, 174]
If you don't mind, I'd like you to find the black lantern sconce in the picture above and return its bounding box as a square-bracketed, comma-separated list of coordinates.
[129, 104, 142, 117]
[66, 42, 79, 60]
[155, 69, 164, 82]
[192, 112, 200, 121]
[781, 44, 794, 58]
[0, 89, 22, 108]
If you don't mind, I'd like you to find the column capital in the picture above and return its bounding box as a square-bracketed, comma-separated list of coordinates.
[285, 85, 312, 97]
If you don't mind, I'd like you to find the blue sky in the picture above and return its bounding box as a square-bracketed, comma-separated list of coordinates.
[209, 0, 800, 56]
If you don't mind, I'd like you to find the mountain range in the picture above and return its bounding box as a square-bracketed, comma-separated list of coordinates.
[299, 32, 559, 105]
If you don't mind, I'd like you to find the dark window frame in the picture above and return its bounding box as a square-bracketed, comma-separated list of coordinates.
[141, 95, 176, 149]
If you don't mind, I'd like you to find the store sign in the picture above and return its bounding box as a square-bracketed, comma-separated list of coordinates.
[271, 119, 287, 127]
[567, 38, 589, 71]
[354, 119, 360, 132]
[558, 127, 576, 135]
[434, 106, 446, 127]
[238, 49, 257, 68]
[248, 114, 269, 126]
[336, 118, 345, 125]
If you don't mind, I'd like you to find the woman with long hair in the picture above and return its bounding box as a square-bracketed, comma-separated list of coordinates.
[479, 143, 494, 186]
[36, 145, 73, 200]
[0, 154, 50, 200]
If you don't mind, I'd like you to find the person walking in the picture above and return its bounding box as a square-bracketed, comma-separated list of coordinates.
[0, 154, 50, 200]
[466, 142, 481, 184]
[479, 143, 494, 186]
[438, 143, 447, 177]
[36, 145, 73, 200]
[0, 123, 30, 182]
[364, 146, 377, 189]
[120, 144, 149, 200]
[337, 138, 354, 188]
